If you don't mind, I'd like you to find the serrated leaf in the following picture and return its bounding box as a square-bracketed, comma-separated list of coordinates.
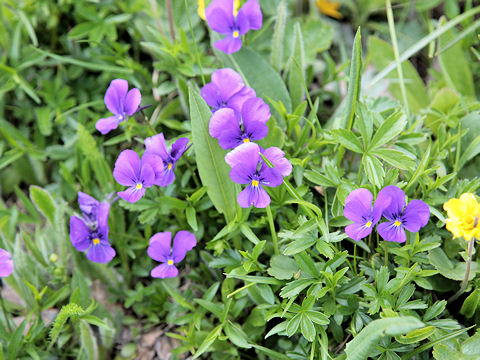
[369, 111, 406, 150]
[332, 129, 363, 153]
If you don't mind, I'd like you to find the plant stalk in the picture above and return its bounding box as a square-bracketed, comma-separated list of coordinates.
[449, 238, 475, 302]
[266, 206, 279, 255]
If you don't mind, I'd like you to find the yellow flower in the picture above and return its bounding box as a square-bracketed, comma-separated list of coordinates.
[233, 0, 240, 17]
[316, 0, 343, 19]
[444, 193, 480, 241]
[198, 0, 206, 20]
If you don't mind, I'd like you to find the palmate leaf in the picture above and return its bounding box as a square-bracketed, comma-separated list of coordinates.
[188, 87, 237, 222]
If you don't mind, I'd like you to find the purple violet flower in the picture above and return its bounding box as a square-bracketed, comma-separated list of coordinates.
[113, 150, 157, 203]
[147, 231, 197, 278]
[144, 134, 189, 187]
[206, 0, 262, 54]
[0, 248, 13, 277]
[343, 189, 390, 241]
[225, 142, 283, 208]
[376, 185, 430, 243]
[209, 97, 271, 150]
[70, 201, 115, 263]
[96, 79, 141, 135]
[201, 68, 256, 113]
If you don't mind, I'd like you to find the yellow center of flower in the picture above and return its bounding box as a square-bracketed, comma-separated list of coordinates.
[243, 138, 250, 143]
[93, 238, 100, 245]
[252, 180, 259, 187]
[233, 30, 240, 38]
[465, 215, 475, 227]
[168, 163, 172, 170]
[136, 183, 143, 190]
[365, 221, 372, 227]
[167, 259, 174, 265]
[394, 220, 402, 227]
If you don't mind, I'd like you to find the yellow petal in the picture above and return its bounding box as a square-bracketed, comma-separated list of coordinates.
[316, 0, 343, 19]
[233, 0, 240, 16]
[198, 0, 206, 20]
[460, 193, 480, 215]
[443, 198, 466, 218]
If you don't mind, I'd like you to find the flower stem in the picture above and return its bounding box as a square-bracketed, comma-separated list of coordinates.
[384, 243, 388, 267]
[166, 0, 176, 42]
[266, 206, 279, 255]
[449, 238, 475, 302]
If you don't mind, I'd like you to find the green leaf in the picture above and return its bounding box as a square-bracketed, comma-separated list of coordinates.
[193, 325, 222, 359]
[342, 27, 362, 130]
[428, 247, 480, 281]
[288, 22, 306, 110]
[369, 110, 406, 150]
[460, 289, 480, 318]
[300, 313, 315, 342]
[267, 255, 300, 280]
[35, 107, 52, 136]
[271, 0, 286, 71]
[370, 148, 415, 170]
[459, 134, 480, 169]
[396, 326, 436, 344]
[7, 320, 26, 360]
[438, 17, 475, 97]
[79, 320, 98, 360]
[0, 148, 25, 170]
[345, 316, 424, 360]
[188, 87, 237, 222]
[425, 88, 460, 133]
[224, 321, 251, 348]
[332, 129, 363, 153]
[186, 206, 198, 231]
[286, 313, 301, 336]
[29, 186, 56, 225]
[363, 155, 385, 188]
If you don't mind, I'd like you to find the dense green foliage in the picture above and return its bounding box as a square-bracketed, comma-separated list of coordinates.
[1, 0, 480, 359]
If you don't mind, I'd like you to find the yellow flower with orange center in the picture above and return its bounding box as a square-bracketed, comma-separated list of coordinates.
[443, 193, 480, 241]
[316, 0, 343, 19]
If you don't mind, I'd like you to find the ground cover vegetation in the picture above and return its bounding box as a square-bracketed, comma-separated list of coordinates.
[1, 0, 480, 359]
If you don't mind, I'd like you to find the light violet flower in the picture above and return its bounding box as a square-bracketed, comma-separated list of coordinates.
[206, 0, 262, 54]
[144, 134, 189, 187]
[343, 189, 390, 241]
[147, 231, 197, 278]
[225, 142, 283, 208]
[209, 97, 270, 149]
[201, 68, 255, 113]
[96, 79, 141, 135]
[0, 248, 13, 277]
[376, 185, 430, 243]
[113, 150, 157, 203]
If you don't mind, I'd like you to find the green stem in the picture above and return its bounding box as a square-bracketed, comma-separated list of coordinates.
[266, 206, 279, 255]
[384, 243, 388, 267]
[449, 238, 475, 302]
[228, 54, 251, 88]
[166, 0, 176, 42]
[356, 159, 363, 185]
[454, 122, 462, 175]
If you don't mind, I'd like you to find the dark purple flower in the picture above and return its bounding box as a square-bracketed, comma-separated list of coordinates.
[206, 0, 262, 54]
[343, 189, 390, 241]
[0, 248, 13, 277]
[225, 142, 283, 208]
[209, 97, 270, 149]
[96, 79, 141, 135]
[113, 150, 157, 203]
[144, 134, 189, 187]
[201, 68, 256, 113]
[376, 185, 430, 243]
[70, 202, 115, 263]
[147, 231, 197, 278]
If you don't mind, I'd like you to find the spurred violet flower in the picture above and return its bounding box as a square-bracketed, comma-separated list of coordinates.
[201, 68, 255, 113]
[144, 133, 189, 187]
[210, 97, 270, 149]
[225, 142, 283, 208]
[343, 189, 390, 241]
[70, 201, 115, 263]
[376, 185, 430, 243]
[206, 0, 262, 54]
[0, 248, 13, 277]
[147, 231, 197, 278]
[96, 79, 141, 135]
[113, 150, 157, 203]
